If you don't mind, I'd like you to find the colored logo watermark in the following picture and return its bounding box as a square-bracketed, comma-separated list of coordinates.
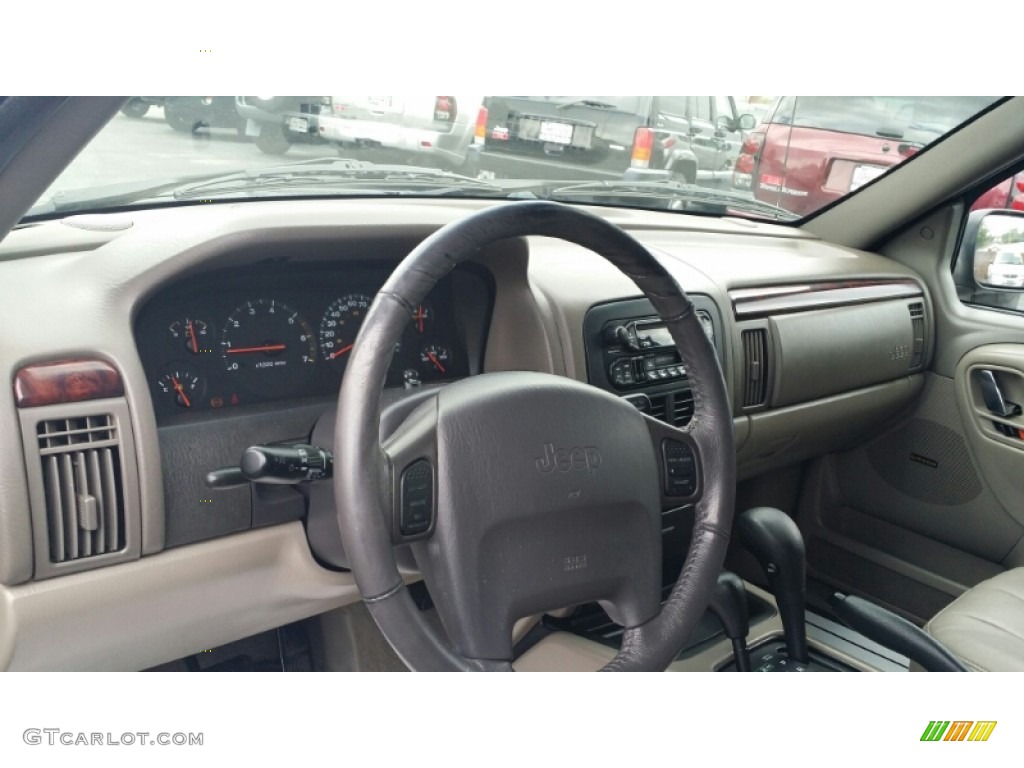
[921, 721, 997, 742]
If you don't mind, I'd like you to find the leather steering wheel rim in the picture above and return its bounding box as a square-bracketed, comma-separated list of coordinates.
[334, 200, 735, 671]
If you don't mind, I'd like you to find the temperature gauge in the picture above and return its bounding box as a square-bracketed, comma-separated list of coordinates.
[419, 344, 450, 379]
[410, 303, 432, 334]
[156, 365, 205, 409]
[168, 318, 212, 355]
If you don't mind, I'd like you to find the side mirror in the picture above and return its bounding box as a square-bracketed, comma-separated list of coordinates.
[954, 210, 1024, 304]
[715, 113, 757, 133]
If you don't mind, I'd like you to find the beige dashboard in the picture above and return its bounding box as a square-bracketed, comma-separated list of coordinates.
[0, 197, 932, 670]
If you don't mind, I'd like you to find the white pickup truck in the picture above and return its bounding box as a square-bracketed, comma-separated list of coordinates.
[238, 95, 484, 174]
[317, 95, 484, 173]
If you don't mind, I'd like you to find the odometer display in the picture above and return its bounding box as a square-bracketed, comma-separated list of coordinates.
[220, 299, 316, 395]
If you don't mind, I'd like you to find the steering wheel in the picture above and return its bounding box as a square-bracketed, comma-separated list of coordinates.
[334, 201, 735, 671]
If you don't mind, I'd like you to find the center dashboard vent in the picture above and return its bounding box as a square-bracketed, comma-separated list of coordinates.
[630, 389, 694, 428]
[36, 416, 125, 563]
[741, 329, 770, 408]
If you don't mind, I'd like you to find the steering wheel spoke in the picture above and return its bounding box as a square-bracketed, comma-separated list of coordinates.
[381, 393, 440, 544]
[641, 411, 704, 508]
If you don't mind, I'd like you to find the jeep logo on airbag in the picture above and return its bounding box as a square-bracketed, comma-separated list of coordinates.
[535, 443, 602, 475]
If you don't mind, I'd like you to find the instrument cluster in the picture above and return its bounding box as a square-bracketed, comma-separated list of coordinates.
[135, 262, 488, 420]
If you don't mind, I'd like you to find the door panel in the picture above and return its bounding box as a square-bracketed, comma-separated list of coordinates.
[955, 344, 1024, 534]
[799, 371, 1024, 623]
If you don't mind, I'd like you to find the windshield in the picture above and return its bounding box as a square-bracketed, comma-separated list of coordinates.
[28, 95, 999, 223]
[770, 96, 992, 143]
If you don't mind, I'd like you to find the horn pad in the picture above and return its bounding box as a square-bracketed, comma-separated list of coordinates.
[409, 371, 663, 660]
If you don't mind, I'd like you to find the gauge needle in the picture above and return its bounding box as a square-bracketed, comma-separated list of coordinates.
[427, 352, 446, 373]
[171, 376, 191, 408]
[187, 321, 199, 354]
[328, 344, 354, 360]
[413, 305, 427, 333]
[225, 344, 287, 355]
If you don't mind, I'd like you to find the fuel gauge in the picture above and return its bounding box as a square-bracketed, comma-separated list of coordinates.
[156, 365, 205, 409]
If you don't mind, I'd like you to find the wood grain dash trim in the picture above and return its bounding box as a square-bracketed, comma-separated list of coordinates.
[14, 359, 124, 408]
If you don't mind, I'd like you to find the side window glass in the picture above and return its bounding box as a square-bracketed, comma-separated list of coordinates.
[694, 98, 713, 123]
[656, 96, 689, 120]
[715, 96, 735, 120]
[971, 174, 1024, 214]
[956, 171, 1024, 312]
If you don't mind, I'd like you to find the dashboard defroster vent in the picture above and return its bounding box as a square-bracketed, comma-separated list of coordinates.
[36, 416, 125, 563]
[742, 329, 769, 408]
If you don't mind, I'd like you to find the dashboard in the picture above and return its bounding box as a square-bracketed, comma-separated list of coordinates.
[0, 196, 936, 670]
[135, 261, 493, 421]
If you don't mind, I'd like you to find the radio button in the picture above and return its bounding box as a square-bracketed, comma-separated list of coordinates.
[609, 359, 636, 388]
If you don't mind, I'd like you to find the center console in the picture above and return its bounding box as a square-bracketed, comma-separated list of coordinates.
[542, 296, 732, 659]
[583, 295, 725, 428]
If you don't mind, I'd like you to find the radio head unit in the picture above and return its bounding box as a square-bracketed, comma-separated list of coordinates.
[583, 296, 724, 427]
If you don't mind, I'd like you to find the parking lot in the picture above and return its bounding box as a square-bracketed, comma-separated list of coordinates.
[41, 106, 340, 203]
[36, 96, 1024, 319]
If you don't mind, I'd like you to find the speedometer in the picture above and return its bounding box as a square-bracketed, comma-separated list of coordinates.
[220, 299, 316, 396]
[319, 293, 373, 370]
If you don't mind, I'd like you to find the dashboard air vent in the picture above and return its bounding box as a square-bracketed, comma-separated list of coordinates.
[672, 389, 695, 427]
[632, 390, 693, 428]
[649, 395, 668, 422]
[36, 415, 124, 563]
[742, 329, 769, 408]
[909, 302, 925, 368]
[15, 361, 141, 579]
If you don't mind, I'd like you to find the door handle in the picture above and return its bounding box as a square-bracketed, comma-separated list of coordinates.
[977, 369, 1022, 418]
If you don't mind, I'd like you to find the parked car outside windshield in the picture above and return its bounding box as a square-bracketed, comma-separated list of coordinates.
[27, 96, 1000, 225]
[733, 95, 999, 216]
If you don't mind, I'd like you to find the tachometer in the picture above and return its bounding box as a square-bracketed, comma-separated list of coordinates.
[220, 299, 316, 396]
[319, 293, 373, 369]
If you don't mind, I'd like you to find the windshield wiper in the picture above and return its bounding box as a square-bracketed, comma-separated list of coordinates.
[25, 174, 218, 217]
[170, 158, 506, 200]
[546, 179, 799, 221]
[23, 160, 509, 219]
[876, 126, 905, 139]
[556, 99, 619, 110]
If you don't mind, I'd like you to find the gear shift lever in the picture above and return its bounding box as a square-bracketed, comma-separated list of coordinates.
[737, 507, 809, 664]
[707, 570, 751, 671]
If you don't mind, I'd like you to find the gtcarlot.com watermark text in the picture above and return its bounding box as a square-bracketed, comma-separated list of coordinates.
[23, 729, 203, 747]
